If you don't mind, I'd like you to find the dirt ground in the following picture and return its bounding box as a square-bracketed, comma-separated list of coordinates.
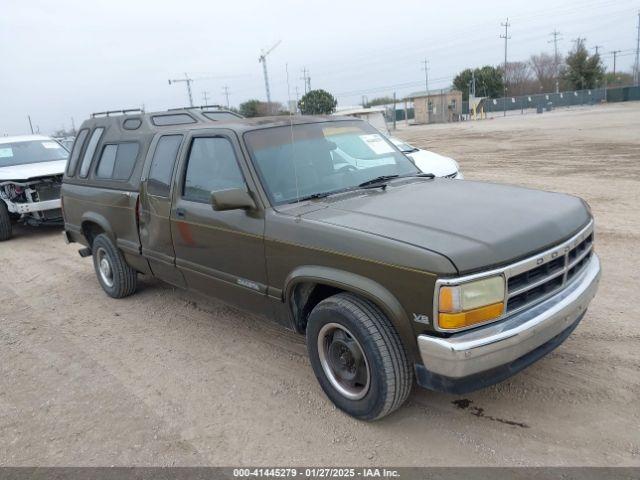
[1, 103, 639, 466]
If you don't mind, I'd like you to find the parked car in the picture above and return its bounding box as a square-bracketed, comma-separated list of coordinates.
[55, 136, 76, 152]
[62, 110, 600, 420]
[0, 135, 69, 240]
[388, 137, 463, 179]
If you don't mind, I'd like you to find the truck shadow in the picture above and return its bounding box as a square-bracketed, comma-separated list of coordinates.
[8, 223, 63, 241]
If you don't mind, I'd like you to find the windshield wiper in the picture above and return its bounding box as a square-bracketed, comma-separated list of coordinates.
[294, 191, 336, 202]
[358, 175, 399, 189]
[408, 172, 436, 178]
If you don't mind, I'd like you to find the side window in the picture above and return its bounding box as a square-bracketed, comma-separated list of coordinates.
[148, 135, 183, 197]
[78, 127, 104, 177]
[66, 129, 89, 176]
[183, 137, 245, 203]
[95, 142, 139, 180]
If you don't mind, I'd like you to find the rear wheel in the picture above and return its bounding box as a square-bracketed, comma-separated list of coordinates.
[0, 201, 12, 241]
[306, 293, 412, 421]
[92, 233, 137, 298]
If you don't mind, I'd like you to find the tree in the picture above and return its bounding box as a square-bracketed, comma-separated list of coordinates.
[298, 89, 337, 115]
[366, 96, 394, 107]
[453, 66, 504, 100]
[604, 71, 634, 87]
[529, 52, 560, 92]
[239, 100, 284, 117]
[504, 61, 535, 96]
[563, 39, 605, 90]
[239, 99, 261, 118]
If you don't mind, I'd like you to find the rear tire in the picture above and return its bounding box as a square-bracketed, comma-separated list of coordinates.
[92, 233, 137, 298]
[0, 201, 12, 241]
[306, 292, 412, 421]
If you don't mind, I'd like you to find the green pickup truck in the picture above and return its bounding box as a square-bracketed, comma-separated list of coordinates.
[62, 108, 600, 420]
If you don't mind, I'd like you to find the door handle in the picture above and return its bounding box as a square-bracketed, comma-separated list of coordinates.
[175, 208, 186, 219]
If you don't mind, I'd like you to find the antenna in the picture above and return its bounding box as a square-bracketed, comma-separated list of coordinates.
[168, 73, 194, 107]
[285, 64, 300, 204]
[258, 40, 282, 112]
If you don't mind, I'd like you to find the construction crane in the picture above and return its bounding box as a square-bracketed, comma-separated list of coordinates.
[168, 73, 195, 107]
[258, 40, 281, 109]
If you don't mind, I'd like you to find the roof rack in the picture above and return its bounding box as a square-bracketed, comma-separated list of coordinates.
[167, 104, 227, 111]
[91, 108, 144, 118]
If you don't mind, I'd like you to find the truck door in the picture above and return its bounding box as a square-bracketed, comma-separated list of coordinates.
[170, 130, 268, 314]
[139, 134, 186, 288]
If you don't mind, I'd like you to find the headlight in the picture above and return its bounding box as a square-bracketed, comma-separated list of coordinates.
[437, 275, 505, 330]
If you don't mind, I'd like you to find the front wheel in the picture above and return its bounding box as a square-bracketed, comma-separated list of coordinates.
[306, 293, 412, 421]
[0, 201, 12, 241]
[92, 233, 137, 298]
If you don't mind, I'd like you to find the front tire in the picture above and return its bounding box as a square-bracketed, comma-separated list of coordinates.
[0, 201, 12, 241]
[306, 293, 412, 421]
[92, 233, 137, 298]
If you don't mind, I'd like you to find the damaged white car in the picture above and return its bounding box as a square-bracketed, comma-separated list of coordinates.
[0, 135, 68, 240]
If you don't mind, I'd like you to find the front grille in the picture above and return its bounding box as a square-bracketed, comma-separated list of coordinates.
[505, 229, 594, 314]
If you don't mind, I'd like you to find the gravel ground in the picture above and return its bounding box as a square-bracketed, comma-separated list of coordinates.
[1, 102, 639, 466]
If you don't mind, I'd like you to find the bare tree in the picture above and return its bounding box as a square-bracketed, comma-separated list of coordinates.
[530, 52, 560, 92]
[504, 61, 535, 96]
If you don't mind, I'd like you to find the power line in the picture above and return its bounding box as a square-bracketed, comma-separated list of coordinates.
[202, 91, 210, 106]
[500, 17, 511, 116]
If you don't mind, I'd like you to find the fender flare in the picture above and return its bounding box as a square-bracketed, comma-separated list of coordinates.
[284, 265, 418, 358]
[80, 211, 115, 243]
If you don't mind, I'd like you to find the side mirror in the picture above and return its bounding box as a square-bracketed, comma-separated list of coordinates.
[211, 188, 256, 211]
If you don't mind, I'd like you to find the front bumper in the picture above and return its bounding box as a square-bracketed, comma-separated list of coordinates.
[5, 198, 61, 214]
[416, 253, 600, 393]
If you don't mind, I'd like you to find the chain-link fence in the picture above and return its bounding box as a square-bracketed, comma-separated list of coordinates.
[462, 86, 640, 115]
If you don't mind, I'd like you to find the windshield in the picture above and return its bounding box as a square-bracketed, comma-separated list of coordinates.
[245, 121, 419, 205]
[0, 140, 69, 168]
[389, 137, 417, 153]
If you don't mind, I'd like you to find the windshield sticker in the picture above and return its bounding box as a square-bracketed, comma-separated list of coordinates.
[42, 142, 61, 149]
[359, 134, 394, 155]
[0, 148, 13, 158]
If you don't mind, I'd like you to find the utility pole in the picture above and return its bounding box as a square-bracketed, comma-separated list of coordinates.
[610, 50, 622, 77]
[549, 30, 561, 93]
[202, 91, 210, 106]
[392, 92, 397, 131]
[168, 73, 194, 107]
[222, 85, 230, 108]
[500, 18, 511, 117]
[634, 11, 640, 86]
[28, 115, 34, 134]
[300, 68, 311, 94]
[593, 45, 603, 55]
[421, 59, 429, 94]
[258, 40, 281, 112]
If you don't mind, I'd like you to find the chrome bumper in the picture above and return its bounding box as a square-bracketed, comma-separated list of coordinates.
[417, 253, 600, 379]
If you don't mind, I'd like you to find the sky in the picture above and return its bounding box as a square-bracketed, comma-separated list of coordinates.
[1, 0, 638, 135]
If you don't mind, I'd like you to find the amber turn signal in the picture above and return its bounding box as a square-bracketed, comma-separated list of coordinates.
[438, 302, 505, 330]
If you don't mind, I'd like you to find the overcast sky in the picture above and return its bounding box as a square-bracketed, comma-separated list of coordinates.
[1, 0, 638, 135]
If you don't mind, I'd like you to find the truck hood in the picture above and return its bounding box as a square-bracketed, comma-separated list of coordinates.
[300, 179, 591, 274]
[0, 160, 66, 182]
[407, 149, 459, 177]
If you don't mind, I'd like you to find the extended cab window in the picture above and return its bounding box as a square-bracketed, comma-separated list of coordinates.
[78, 127, 104, 177]
[96, 142, 139, 180]
[148, 135, 183, 196]
[66, 129, 89, 175]
[183, 137, 244, 203]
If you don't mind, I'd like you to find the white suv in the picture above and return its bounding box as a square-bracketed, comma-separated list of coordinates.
[0, 135, 68, 240]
